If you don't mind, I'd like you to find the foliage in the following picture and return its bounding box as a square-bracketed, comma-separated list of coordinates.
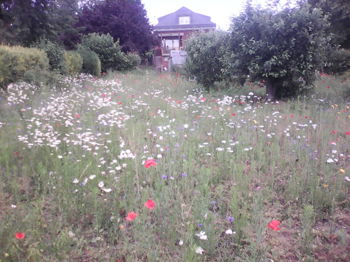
[307, 0, 350, 48]
[77, 46, 101, 76]
[77, 0, 157, 54]
[0, 45, 49, 88]
[80, 33, 127, 72]
[0, 0, 54, 46]
[49, 0, 81, 49]
[123, 52, 141, 70]
[63, 51, 83, 75]
[228, 4, 331, 99]
[323, 48, 350, 74]
[0, 0, 80, 48]
[22, 69, 62, 88]
[34, 39, 65, 72]
[185, 31, 229, 89]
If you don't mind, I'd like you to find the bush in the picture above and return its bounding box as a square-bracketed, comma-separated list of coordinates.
[185, 31, 229, 89]
[0, 45, 49, 89]
[80, 33, 125, 72]
[228, 4, 331, 99]
[22, 69, 61, 88]
[123, 53, 141, 70]
[63, 51, 83, 75]
[324, 48, 350, 74]
[77, 47, 101, 76]
[34, 39, 65, 72]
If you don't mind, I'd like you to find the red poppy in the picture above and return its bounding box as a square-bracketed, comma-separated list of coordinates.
[268, 220, 281, 231]
[345, 131, 350, 136]
[331, 130, 337, 135]
[125, 212, 138, 221]
[15, 232, 25, 239]
[201, 97, 207, 102]
[231, 113, 236, 116]
[74, 113, 81, 119]
[290, 114, 294, 118]
[144, 199, 156, 210]
[144, 159, 157, 168]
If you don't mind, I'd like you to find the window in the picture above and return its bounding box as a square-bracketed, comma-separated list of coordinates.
[179, 16, 190, 25]
[162, 39, 180, 50]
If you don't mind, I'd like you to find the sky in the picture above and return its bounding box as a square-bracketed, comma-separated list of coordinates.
[141, 0, 298, 31]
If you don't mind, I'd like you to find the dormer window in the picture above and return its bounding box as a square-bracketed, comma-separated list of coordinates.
[179, 16, 190, 25]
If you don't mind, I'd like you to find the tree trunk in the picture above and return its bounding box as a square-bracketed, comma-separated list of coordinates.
[266, 79, 278, 101]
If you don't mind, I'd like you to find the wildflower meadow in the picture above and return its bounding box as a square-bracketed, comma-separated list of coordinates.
[0, 70, 349, 261]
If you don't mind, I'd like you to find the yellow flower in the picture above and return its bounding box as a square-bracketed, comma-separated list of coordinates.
[339, 168, 345, 174]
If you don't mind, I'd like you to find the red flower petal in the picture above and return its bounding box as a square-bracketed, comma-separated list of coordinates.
[125, 212, 138, 221]
[268, 220, 281, 231]
[15, 232, 25, 239]
[144, 199, 156, 210]
[144, 159, 157, 168]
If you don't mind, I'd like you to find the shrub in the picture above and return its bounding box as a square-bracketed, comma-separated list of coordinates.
[228, 4, 331, 99]
[323, 48, 350, 74]
[34, 39, 65, 72]
[185, 31, 229, 89]
[80, 33, 125, 72]
[22, 69, 61, 88]
[77, 47, 101, 76]
[0, 45, 49, 89]
[63, 51, 83, 75]
[123, 53, 141, 70]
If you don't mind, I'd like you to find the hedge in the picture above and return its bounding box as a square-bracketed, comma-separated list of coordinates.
[77, 47, 101, 76]
[0, 45, 49, 89]
[63, 51, 83, 75]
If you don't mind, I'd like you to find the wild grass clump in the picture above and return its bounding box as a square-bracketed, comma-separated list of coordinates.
[0, 70, 349, 261]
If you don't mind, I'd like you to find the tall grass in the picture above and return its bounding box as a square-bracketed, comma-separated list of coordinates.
[0, 70, 349, 261]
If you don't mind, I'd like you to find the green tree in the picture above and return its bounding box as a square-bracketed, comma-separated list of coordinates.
[228, 4, 331, 100]
[0, 0, 54, 45]
[49, 0, 81, 49]
[307, 0, 350, 48]
[80, 33, 126, 72]
[185, 31, 229, 90]
[0, 0, 79, 47]
[77, 0, 157, 54]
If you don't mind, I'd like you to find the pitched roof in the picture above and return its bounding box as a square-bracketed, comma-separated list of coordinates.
[154, 7, 216, 30]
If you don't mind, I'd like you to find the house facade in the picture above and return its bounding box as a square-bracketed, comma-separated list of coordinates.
[153, 7, 216, 71]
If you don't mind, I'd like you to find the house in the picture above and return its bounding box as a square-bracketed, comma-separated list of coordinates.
[153, 7, 216, 71]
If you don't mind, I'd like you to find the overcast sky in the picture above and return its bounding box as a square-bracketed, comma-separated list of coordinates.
[141, 0, 298, 31]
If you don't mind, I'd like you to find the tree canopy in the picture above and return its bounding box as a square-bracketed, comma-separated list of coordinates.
[228, 3, 331, 99]
[0, 0, 79, 46]
[77, 0, 157, 54]
[0, 0, 156, 53]
[307, 0, 350, 48]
